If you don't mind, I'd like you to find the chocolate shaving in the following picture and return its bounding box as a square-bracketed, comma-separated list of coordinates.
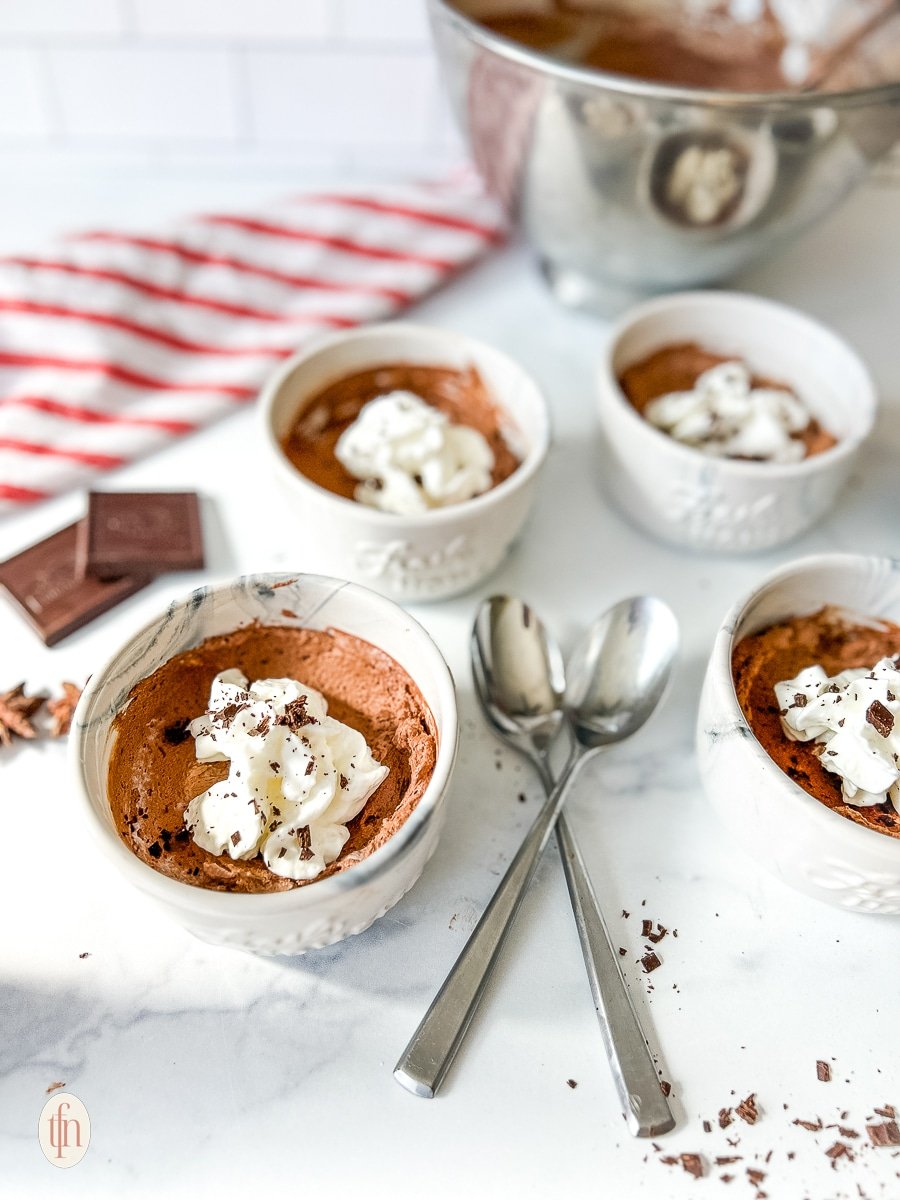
[718, 1107, 734, 1129]
[46, 1081, 65, 1094]
[866, 699, 894, 738]
[875, 1105, 896, 1118]
[792, 693, 808, 707]
[621, 909, 629, 918]
[679, 1154, 703, 1179]
[747, 1168, 766, 1185]
[641, 950, 662, 973]
[817, 1060, 832, 1082]
[305, 758, 315, 776]
[793, 1117, 823, 1131]
[618, 947, 627, 957]
[297, 827, 313, 861]
[566, 1079, 577, 1089]
[641, 918, 653, 937]
[277, 696, 315, 731]
[867, 1121, 900, 1147]
[339, 773, 349, 790]
[826, 1140, 853, 1164]
[660, 1080, 671, 1097]
[648, 923, 668, 944]
[703, 1120, 712, 1133]
[230, 831, 241, 847]
[218, 701, 250, 725]
[736, 1094, 759, 1125]
[716, 1156, 741, 1165]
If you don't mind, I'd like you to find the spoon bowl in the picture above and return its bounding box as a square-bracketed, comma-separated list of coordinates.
[472, 596, 566, 765]
[567, 596, 680, 749]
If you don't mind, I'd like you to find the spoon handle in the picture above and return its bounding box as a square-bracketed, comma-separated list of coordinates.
[393, 766, 576, 1098]
[556, 812, 675, 1137]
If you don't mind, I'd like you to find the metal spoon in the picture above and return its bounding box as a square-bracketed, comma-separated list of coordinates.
[393, 595, 679, 1104]
[471, 596, 676, 1136]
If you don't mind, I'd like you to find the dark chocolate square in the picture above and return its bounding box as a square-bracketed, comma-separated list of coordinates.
[0, 522, 151, 646]
[79, 490, 205, 579]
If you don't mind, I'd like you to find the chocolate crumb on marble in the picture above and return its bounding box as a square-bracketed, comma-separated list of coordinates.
[641, 950, 662, 973]
[566, 1079, 578, 1089]
[736, 1094, 759, 1125]
[826, 1140, 854, 1166]
[867, 1120, 900, 1146]
[817, 1060, 832, 1082]
[679, 1154, 704, 1179]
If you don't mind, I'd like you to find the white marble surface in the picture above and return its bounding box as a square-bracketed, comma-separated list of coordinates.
[1, 170, 899, 1199]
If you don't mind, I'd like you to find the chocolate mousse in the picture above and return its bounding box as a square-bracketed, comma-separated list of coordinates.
[481, 5, 792, 91]
[733, 607, 900, 837]
[280, 363, 521, 503]
[619, 342, 837, 460]
[477, 2, 899, 92]
[107, 624, 438, 891]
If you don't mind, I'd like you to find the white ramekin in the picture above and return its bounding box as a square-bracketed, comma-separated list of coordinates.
[596, 291, 876, 553]
[69, 573, 458, 955]
[259, 323, 550, 602]
[697, 553, 900, 914]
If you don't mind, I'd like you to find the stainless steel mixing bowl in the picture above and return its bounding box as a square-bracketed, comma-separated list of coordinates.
[430, 0, 900, 312]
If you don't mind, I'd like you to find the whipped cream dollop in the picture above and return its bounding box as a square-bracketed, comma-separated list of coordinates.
[184, 670, 388, 881]
[334, 389, 495, 515]
[644, 360, 812, 462]
[775, 657, 900, 811]
[665, 144, 745, 226]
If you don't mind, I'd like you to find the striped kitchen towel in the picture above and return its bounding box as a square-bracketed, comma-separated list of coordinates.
[0, 179, 505, 515]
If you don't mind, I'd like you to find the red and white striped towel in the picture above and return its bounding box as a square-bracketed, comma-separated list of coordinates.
[0, 178, 506, 515]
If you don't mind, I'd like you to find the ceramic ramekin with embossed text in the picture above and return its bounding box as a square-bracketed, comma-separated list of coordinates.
[70, 573, 458, 955]
[259, 323, 550, 602]
[596, 292, 875, 553]
[697, 554, 900, 914]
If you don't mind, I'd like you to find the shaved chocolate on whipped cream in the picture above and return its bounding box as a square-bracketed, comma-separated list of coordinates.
[185, 670, 389, 881]
[107, 624, 438, 892]
[775, 656, 900, 813]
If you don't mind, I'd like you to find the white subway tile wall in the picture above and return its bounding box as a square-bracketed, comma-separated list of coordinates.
[0, 0, 461, 174]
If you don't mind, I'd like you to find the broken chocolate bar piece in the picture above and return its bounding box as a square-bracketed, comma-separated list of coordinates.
[0, 522, 151, 646]
[79, 490, 204, 579]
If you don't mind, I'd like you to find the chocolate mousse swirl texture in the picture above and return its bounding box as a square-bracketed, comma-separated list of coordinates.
[107, 625, 439, 892]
